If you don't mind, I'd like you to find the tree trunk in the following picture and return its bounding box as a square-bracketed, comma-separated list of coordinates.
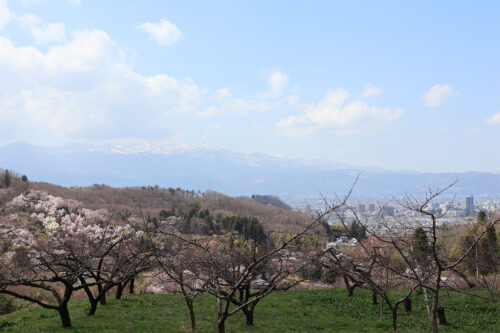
[218, 319, 226, 333]
[185, 298, 196, 331]
[430, 298, 439, 333]
[343, 275, 355, 297]
[242, 306, 254, 326]
[100, 290, 107, 305]
[422, 287, 431, 316]
[58, 303, 72, 328]
[404, 297, 411, 312]
[437, 307, 449, 326]
[217, 313, 228, 333]
[80, 278, 98, 316]
[391, 308, 398, 331]
[129, 278, 135, 294]
[217, 297, 227, 333]
[88, 299, 99, 316]
[372, 289, 378, 304]
[115, 283, 124, 300]
[430, 315, 438, 333]
[380, 298, 384, 320]
[97, 283, 106, 305]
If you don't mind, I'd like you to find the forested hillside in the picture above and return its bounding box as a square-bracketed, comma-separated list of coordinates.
[1, 169, 313, 234]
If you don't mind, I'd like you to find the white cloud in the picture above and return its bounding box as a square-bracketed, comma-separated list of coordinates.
[17, 13, 40, 25]
[362, 84, 382, 98]
[16, 13, 66, 44]
[267, 71, 289, 97]
[196, 71, 291, 119]
[196, 97, 275, 119]
[195, 106, 223, 119]
[30, 22, 65, 44]
[0, 0, 12, 30]
[276, 89, 403, 137]
[138, 19, 183, 46]
[213, 88, 231, 101]
[486, 111, 500, 125]
[0, 30, 204, 144]
[197, 78, 292, 119]
[422, 84, 460, 108]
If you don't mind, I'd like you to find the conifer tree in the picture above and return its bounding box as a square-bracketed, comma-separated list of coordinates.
[412, 226, 430, 268]
[478, 225, 499, 274]
[4, 170, 11, 188]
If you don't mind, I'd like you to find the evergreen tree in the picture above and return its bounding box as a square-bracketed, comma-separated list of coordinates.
[477, 210, 487, 225]
[412, 227, 431, 268]
[349, 221, 366, 240]
[4, 170, 11, 188]
[460, 234, 475, 273]
[478, 225, 499, 274]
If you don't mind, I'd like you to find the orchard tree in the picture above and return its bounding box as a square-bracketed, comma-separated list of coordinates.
[78, 219, 153, 316]
[146, 225, 201, 331]
[145, 181, 355, 333]
[0, 191, 147, 327]
[322, 226, 414, 331]
[455, 213, 499, 309]
[349, 184, 500, 333]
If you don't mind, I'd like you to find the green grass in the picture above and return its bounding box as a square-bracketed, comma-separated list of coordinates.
[0, 289, 498, 332]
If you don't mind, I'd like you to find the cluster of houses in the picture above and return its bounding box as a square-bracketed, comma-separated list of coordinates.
[326, 236, 358, 250]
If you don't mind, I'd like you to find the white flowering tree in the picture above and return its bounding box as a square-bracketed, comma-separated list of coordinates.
[0, 191, 151, 327]
[77, 217, 153, 316]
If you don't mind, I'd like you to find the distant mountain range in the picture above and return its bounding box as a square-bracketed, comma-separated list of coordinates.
[1, 142, 500, 201]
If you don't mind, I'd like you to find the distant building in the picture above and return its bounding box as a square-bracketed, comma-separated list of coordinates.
[465, 196, 474, 216]
[382, 206, 395, 217]
[357, 204, 366, 213]
[367, 203, 376, 212]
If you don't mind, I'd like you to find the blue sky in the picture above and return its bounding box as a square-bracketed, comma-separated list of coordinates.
[0, 0, 499, 172]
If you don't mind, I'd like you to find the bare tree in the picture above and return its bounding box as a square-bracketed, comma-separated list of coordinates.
[341, 184, 500, 333]
[322, 228, 414, 331]
[148, 232, 201, 331]
[141, 181, 355, 333]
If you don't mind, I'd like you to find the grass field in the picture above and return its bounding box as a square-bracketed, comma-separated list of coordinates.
[0, 288, 498, 332]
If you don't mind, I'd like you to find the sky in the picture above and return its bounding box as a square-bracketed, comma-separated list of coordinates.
[0, 0, 499, 173]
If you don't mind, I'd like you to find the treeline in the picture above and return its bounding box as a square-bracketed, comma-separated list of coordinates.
[158, 203, 266, 241]
[0, 170, 29, 208]
[249, 194, 292, 210]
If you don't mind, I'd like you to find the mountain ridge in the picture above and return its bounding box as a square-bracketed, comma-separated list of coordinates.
[1, 142, 499, 200]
